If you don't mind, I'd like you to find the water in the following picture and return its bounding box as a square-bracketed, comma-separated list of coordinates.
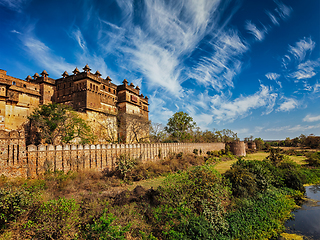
[285, 185, 320, 239]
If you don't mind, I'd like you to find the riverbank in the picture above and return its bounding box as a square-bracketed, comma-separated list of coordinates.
[0, 150, 319, 239]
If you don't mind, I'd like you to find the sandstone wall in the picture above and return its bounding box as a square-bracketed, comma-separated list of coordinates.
[1, 139, 226, 178]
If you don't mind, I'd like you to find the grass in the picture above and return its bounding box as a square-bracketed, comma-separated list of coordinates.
[214, 159, 238, 174]
[213, 151, 307, 174]
[244, 152, 269, 160]
[127, 176, 166, 191]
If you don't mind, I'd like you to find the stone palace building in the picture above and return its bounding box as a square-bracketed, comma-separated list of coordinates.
[0, 65, 149, 143]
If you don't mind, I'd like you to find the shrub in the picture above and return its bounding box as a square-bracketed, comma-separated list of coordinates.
[0, 188, 31, 230]
[226, 189, 296, 239]
[84, 209, 131, 240]
[267, 148, 287, 166]
[224, 165, 258, 198]
[154, 165, 230, 238]
[115, 154, 137, 180]
[24, 197, 81, 239]
[305, 151, 320, 167]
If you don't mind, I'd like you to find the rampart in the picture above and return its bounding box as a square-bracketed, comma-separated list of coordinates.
[0, 130, 228, 178]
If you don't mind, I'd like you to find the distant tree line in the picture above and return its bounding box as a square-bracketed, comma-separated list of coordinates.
[244, 134, 320, 150]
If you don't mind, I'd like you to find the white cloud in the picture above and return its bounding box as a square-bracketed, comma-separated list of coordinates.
[265, 72, 282, 87]
[0, 0, 28, 11]
[265, 72, 280, 80]
[288, 60, 319, 80]
[303, 114, 320, 122]
[288, 37, 315, 63]
[277, 98, 298, 112]
[148, 93, 175, 125]
[211, 84, 277, 122]
[72, 28, 87, 52]
[266, 10, 279, 26]
[245, 21, 267, 41]
[274, 0, 293, 20]
[109, 0, 226, 96]
[189, 29, 248, 91]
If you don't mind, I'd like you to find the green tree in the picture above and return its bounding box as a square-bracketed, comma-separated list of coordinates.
[254, 137, 264, 150]
[165, 111, 196, 142]
[28, 103, 95, 145]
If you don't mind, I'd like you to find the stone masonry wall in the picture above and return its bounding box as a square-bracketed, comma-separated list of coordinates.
[1, 137, 225, 178]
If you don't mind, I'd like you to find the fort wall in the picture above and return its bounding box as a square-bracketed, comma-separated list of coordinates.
[0, 130, 227, 178]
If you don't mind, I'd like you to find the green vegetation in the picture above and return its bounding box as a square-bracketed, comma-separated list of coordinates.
[27, 103, 95, 145]
[164, 111, 196, 142]
[1, 149, 320, 239]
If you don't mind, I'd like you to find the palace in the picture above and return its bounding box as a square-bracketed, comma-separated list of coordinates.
[0, 65, 149, 143]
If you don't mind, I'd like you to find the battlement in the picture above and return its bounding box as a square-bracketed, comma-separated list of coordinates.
[0, 65, 149, 142]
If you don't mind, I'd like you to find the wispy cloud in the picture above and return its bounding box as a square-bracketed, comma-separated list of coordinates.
[266, 72, 282, 87]
[288, 37, 315, 63]
[265, 123, 320, 132]
[245, 21, 267, 41]
[288, 60, 319, 80]
[211, 84, 277, 122]
[274, 0, 293, 20]
[189, 29, 248, 91]
[0, 0, 29, 12]
[303, 114, 320, 122]
[71, 28, 87, 52]
[110, 0, 226, 96]
[266, 10, 279, 26]
[277, 98, 298, 112]
[265, 72, 280, 80]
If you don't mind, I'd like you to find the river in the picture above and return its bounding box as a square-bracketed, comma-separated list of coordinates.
[285, 185, 320, 239]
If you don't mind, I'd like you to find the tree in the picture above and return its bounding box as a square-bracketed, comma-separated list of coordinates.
[149, 123, 167, 143]
[27, 103, 94, 145]
[165, 111, 196, 142]
[214, 129, 239, 143]
[254, 138, 264, 150]
[118, 113, 150, 143]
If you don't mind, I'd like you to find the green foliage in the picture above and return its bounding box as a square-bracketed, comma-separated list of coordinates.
[267, 148, 288, 166]
[227, 189, 296, 239]
[224, 165, 258, 198]
[0, 188, 31, 230]
[115, 154, 137, 180]
[154, 165, 230, 238]
[254, 137, 264, 150]
[85, 209, 131, 240]
[175, 214, 216, 240]
[28, 103, 95, 145]
[24, 197, 81, 239]
[165, 111, 196, 142]
[305, 151, 320, 166]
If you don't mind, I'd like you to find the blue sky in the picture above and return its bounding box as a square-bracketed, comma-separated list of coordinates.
[0, 0, 319, 140]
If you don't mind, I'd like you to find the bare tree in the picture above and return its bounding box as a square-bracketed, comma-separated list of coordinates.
[149, 123, 167, 143]
[118, 113, 150, 143]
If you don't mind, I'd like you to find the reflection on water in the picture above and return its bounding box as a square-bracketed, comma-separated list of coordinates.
[285, 185, 320, 239]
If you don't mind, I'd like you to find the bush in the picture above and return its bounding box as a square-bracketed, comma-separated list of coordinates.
[226, 189, 296, 239]
[224, 165, 258, 198]
[0, 188, 31, 230]
[154, 165, 230, 238]
[267, 148, 287, 166]
[24, 197, 81, 239]
[305, 151, 320, 167]
[84, 209, 131, 240]
[115, 154, 137, 180]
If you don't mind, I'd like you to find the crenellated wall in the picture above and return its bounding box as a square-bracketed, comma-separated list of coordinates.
[0, 132, 226, 178]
